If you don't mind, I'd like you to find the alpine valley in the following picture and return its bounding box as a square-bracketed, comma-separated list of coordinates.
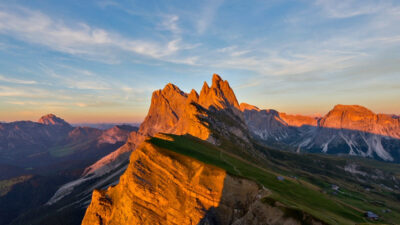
[2, 75, 400, 225]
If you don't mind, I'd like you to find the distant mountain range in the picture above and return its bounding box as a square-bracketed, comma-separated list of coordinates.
[0, 115, 137, 225]
[241, 103, 400, 163]
[0, 114, 138, 171]
[1, 74, 399, 225]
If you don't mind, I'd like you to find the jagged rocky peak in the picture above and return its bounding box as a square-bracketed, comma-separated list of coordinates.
[139, 82, 190, 137]
[38, 114, 71, 127]
[199, 74, 240, 110]
[188, 89, 199, 102]
[139, 74, 245, 139]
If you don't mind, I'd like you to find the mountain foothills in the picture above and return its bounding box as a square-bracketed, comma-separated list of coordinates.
[1, 74, 400, 225]
[0, 116, 137, 225]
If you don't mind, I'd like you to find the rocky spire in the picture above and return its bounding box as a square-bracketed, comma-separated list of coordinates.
[198, 74, 240, 110]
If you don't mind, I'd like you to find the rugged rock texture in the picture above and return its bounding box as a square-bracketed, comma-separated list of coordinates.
[199, 74, 240, 110]
[82, 135, 324, 225]
[82, 74, 249, 178]
[242, 103, 400, 162]
[82, 137, 226, 225]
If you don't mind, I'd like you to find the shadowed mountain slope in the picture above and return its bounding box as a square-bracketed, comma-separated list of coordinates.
[241, 103, 400, 162]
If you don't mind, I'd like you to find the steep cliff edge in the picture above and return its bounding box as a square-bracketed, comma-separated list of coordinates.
[82, 135, 326, 225]
[82, 136, 226, 225]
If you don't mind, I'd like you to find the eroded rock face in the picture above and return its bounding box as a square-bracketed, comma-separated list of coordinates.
[82, 138, 226, 225]
[139, 82, 211, 141]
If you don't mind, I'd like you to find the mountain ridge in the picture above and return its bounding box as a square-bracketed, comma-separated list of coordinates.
[241, 103, 400, 162]
[8, 74, 400, 225]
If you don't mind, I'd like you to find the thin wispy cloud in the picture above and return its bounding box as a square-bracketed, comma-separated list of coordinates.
[314, 0, 387, 18]
[0, 75, 37, 84]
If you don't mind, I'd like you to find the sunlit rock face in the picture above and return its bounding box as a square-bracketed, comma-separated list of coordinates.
[83, 74, 247, 177]
[81, 135, 325, 225]
[199, 74, 240, 110]
[319, 104, 400, 138]
[82, 137, 226, 225]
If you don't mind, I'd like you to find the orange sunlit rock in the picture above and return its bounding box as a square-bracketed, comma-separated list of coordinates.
[81, 138, 226, 225]
[320, 104, 400, 138]
[83, 74, 247, 177]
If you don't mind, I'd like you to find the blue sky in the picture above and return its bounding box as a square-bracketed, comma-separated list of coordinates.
[0, 0, 399, 122]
